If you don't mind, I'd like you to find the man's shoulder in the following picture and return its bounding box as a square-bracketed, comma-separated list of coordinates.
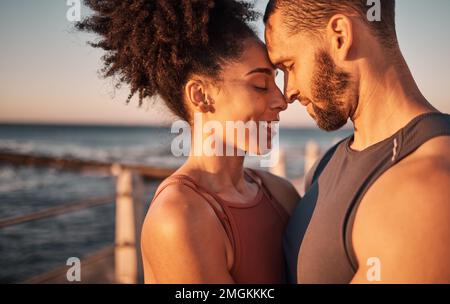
[352, 136, 450, 282]
[384, 135, 450, 192]
[353, 136, 450, 263]
[360, 135, 450, 213]
[411, 134, 450, 160]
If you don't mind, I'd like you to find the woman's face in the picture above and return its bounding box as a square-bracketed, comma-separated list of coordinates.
[198, 38, 287, 155]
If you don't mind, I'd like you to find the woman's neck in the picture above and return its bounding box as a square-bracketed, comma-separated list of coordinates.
[183, 153, 249, 194]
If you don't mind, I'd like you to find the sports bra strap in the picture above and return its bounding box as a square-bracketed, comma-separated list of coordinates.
[152, 175, 235, 249]
[245, 168, 289, 221]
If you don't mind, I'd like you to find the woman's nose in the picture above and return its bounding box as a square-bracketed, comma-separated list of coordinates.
[270, 88, 288, 112]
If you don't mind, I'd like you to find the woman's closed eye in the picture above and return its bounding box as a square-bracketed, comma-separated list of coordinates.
[253, 85, 268, 92]
[251, 78, 270, 92]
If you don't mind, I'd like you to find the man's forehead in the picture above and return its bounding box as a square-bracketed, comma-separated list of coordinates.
[265, 27, 295, 64]
[264, 23, 283, 53]
[266, 26, 311, 61]
[264, 12, 294, 50]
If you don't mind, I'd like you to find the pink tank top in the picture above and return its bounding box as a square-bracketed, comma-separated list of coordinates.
[151, 168, 289, 283]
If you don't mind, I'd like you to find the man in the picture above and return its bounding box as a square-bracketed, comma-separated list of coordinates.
[264, 0, 450, 283]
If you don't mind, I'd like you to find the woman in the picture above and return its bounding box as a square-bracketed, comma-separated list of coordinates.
[78, 0, 300, 283]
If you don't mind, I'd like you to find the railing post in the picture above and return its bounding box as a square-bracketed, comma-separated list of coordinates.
[111, 164, 137, 284]
[132, 173, 145, 283]
[304, 140, 320, 177]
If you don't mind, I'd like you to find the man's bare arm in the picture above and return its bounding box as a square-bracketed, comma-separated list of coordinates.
[351, 158, 450, 284]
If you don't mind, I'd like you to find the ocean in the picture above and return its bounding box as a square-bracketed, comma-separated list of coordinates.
[0, 124, 352, 283]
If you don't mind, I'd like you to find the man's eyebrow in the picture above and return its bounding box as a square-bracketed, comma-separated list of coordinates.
[271, 55, 289, 68]
[245, 67, 275, 77]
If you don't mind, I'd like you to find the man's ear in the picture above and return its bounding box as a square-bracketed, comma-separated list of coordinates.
[184, 79, 214, 113]
[327, 14, 354, 61]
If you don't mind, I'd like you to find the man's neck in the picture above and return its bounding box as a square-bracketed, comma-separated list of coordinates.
[350, 55, 437, 151]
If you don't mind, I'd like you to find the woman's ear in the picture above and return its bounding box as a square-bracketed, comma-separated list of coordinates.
[185, 79, 214, 113]
[327, 14, 354, 62]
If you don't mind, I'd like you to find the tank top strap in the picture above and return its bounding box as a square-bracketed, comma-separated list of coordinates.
[245, 168, 289, 222]
[154, 175, 229, 220]
[396, 112, 450, 162]
[152, 174, 236, 250]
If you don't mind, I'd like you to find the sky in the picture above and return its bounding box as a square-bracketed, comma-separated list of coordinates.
[0, 0, 449, 127]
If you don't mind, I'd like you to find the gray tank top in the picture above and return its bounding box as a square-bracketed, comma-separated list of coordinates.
[284, 112, 450, 283]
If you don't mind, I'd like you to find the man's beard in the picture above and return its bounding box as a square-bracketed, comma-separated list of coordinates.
[301, 50, 356, 131]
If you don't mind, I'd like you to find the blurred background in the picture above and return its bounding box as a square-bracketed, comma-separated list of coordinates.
[0, 0, 449, 283]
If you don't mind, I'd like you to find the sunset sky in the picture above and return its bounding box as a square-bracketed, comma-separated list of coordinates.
[1, 0, 449, 127]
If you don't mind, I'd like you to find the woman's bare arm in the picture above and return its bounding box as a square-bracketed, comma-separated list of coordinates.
[141, 184, 235, 284]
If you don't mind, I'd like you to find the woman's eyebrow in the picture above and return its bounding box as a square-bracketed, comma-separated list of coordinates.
[245, 67, 275, 77]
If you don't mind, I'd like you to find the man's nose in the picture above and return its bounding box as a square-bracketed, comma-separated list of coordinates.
[285, 88, 300, 104]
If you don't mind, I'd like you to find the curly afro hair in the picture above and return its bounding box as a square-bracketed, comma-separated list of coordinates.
[76, 0, 259, 122]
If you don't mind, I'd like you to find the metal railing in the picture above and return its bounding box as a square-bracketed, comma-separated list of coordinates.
[0, 151, 176, 284]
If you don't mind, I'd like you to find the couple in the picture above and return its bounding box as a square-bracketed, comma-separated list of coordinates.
[79, 0, 450, 284]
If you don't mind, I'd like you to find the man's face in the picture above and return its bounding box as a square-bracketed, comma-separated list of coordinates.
[265, 11, 358, 131]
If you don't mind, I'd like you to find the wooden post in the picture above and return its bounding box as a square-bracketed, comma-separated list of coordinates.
[132, 173, 145, 283]
[304, 140, 320, 177]
[111, 164, 137, 284]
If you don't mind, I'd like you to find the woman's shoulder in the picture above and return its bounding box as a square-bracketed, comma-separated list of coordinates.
[144, 176, 218, 233]
[140, 176, 233, 283]
[142, 174, 226, 248]
[246, 168, 300, 215]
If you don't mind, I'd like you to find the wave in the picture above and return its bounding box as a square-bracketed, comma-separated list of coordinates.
[0, 139, 179, 166]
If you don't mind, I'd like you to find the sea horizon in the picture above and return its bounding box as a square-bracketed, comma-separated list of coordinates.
[0, 121, 354, 131]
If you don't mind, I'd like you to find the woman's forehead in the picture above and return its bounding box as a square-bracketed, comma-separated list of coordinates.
[223, 39, 275, 77]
